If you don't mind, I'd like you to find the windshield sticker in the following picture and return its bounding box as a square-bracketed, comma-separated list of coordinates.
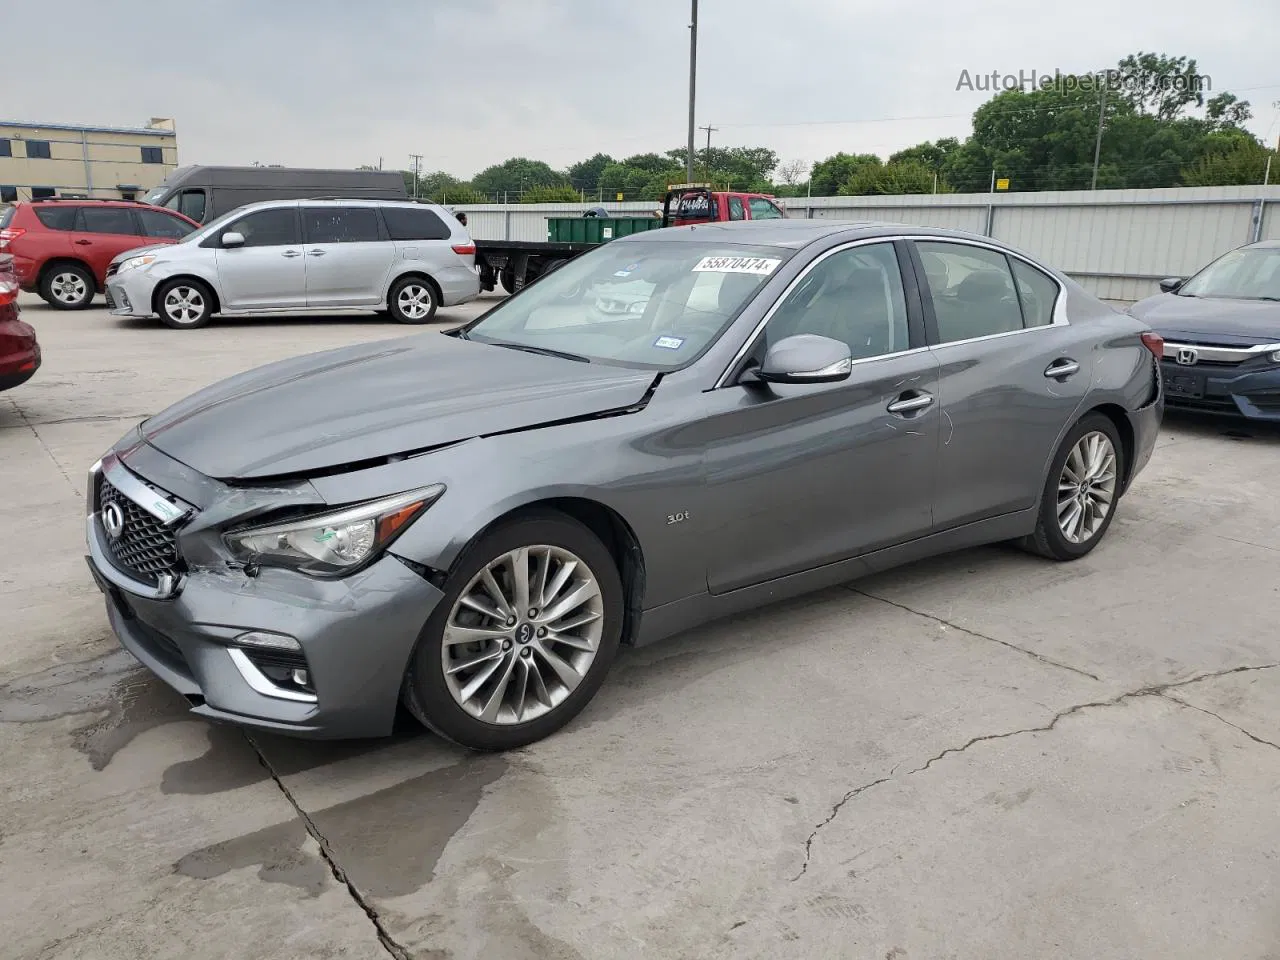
[614, 262, 641, 278]
[653, 335, 685, 350]
[692, 256, 781, 276]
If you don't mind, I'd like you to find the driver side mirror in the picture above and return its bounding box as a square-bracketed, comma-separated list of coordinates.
[221, 231, 245, 248]
[750, 334, 852, 385]
[1158, 277, 1184, 294]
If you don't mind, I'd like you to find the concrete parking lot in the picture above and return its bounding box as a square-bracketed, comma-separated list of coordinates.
[3, 293, 1279, 960]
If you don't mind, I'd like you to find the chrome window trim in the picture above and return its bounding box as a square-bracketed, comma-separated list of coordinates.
[228, 648, 318, 704]
[714, 234, 1067, 388]
[1160, 340, 1280, 364]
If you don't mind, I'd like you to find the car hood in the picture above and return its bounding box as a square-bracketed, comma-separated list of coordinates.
[140, 333, 657, 480]
[1129, 293, 1280, 343]
[109, 243, 172, 265]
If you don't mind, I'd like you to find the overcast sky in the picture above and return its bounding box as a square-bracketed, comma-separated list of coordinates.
[6, 0, 1278, 178]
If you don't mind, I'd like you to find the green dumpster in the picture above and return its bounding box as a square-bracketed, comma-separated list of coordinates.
[546, 216, 663, 244]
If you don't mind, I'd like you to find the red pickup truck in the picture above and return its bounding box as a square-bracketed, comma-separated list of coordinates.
[475, 184, 788, 293]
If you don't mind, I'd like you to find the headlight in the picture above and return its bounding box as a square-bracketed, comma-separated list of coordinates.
[117, 255, 158, 273]
[1271, 350, 1280, 363]
[225, 484, 444, 576]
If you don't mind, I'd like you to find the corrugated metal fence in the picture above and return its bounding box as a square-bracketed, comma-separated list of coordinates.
[458, 185, 1280, 302]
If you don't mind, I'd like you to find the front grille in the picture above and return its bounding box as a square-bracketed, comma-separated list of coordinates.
[105, 263, 119, 279]
[104, 288, 116, 309]
[98, 476, 183, 585]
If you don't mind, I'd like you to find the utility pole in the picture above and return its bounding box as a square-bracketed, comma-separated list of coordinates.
[698, 123, 717, 179]
[686, 0, 698, 181]
[408, 153, 423, 199]
[1090, 80, 1107, 191]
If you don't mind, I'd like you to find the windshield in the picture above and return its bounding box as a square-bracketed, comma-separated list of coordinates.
[142, 185, 169, 204]
[463, 239, 791, 369]
[1179, 246, 1280, 300]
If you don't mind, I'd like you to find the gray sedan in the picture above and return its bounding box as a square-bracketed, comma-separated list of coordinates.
[85, 220, 1164, 749]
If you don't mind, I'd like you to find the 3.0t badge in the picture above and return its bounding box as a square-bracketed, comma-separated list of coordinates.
[102, 501, 126, 540]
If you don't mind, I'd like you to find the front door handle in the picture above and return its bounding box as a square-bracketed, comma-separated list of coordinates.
[307, 249, 326, 257]
[1044, 358, 1080, 380]
[281, 250, 301, 258]
[74, 239, 92, 246]
[886, 391, 934, 415]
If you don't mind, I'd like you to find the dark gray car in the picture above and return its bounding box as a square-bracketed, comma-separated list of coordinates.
[84, 221, 1164, 749]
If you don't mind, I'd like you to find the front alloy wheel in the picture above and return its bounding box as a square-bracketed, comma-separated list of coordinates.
[402, 513, 623, 750]
[156, 279, 214, 329]
[443, 545, 604, 724]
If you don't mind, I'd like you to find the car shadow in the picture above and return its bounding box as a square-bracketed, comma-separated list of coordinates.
[1163, 409, 1280, 444]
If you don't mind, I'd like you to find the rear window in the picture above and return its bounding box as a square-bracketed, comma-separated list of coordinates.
[381, 206, 451, 241]
[0, 206, 14, 229]
[34, 206, 78, 231]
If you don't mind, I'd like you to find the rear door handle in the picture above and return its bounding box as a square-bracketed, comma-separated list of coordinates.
[1044, 359, 1080, 380]
[307, 249, 326, 257]
[74, 239, 92, 246]
[886, 391, 934, 415]
[281, 250, 301, 258]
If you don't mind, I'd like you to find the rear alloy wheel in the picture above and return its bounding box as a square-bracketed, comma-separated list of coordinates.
[388, 276, 438, 324]
[402, 514, 623, 750]
[41, 264, 95, 309]
[156, 279, 213, 329]
[1024, 413, 1124, 560]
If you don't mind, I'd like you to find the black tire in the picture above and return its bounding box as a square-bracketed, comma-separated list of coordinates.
[39, 263, 95, 310]
[1022, 413, 1126, 561]
[155, 278, 214, 329]
[499, 267, 517, 294]
[401, 512, 624, 751]
[387, 275, 438, 324]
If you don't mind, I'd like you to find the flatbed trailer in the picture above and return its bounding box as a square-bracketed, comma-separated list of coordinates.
[472, 184, 787, 294]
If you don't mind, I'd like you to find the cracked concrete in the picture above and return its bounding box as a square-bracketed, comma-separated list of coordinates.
[4, 294, 1280, 959]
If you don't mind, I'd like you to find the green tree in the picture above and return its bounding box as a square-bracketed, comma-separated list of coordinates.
[1114, 52, 1205, 121]
[566, 153, 615, 193]
[1182, 140, 1273, 186]
[810, 153, 881, 196]
[889, 138, 960, 172]
[520, 185, 583, 203]
[840, 160, 946, 195]
[471, 158, 567, 198]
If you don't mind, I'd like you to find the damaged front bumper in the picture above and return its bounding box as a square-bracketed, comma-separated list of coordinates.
[84, 440, 444, 739]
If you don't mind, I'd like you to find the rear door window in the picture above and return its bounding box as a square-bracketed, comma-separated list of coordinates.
[138, 208, 197, 240]
[78, 207, 139, 236]
[33, 206, 79, 230]
[381, 206, 451, 240]
[303, 207, 382, 243]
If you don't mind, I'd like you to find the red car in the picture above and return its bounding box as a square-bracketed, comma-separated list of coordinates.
[0, 255, 40, 392]
[0, 199, 200, 310]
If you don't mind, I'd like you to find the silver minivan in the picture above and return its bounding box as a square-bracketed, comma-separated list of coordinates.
[104, 199, 480, 329]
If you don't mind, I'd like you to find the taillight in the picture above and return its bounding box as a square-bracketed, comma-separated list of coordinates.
[0, 279, 17, 306]
[451, 243, 476, 256]
[0, 227, 25, 251]
[1140, 331, 1164, 359]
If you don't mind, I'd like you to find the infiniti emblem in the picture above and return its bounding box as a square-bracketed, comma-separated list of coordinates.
[1176, 347, 1199, 366]
[515, 622, 534, 644]
[102, 502, 125, 540]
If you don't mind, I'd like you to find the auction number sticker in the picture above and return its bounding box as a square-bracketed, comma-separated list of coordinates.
[692, 256, 781, 275]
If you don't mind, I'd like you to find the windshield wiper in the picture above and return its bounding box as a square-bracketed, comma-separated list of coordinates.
[489, 341, 591, 363]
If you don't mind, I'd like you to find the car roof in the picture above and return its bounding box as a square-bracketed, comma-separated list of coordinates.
[221, 198, 447, 212]
[614, 219, 1006, 250]
[1244, 239, 1280, 250]
[20, 199, 143, 208]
